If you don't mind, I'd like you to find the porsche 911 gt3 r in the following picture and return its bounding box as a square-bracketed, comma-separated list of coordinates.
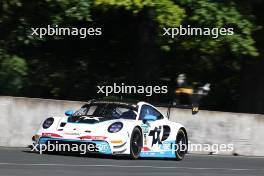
[32, 99, 188, 160]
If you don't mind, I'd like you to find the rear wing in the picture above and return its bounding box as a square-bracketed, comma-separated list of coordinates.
[153, 103, 199, 119]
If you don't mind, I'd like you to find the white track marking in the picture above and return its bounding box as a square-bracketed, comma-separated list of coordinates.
[0, 163, 263, 171]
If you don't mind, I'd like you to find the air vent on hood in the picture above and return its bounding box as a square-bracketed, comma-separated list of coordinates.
[60, 122, 67, 127]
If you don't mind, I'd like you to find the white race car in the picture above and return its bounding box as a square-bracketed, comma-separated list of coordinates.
[32, 99, 188, 160]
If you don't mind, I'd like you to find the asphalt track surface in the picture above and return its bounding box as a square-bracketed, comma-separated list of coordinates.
[0, 147, 264, 176]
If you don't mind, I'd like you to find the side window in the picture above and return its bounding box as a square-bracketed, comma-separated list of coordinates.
[139, 105, 163, 120]
[150, 107, 164, 120]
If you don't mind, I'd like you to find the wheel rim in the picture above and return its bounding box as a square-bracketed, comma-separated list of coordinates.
[131, 132, 142, 156]
[176, 131, 187, 158]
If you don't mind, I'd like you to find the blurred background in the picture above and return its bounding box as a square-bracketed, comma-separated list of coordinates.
[0, 0, 263, 114]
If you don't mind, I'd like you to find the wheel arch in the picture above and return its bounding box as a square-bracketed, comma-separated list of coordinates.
[134, 125, 143, 134]
[134, 125, 143, 143]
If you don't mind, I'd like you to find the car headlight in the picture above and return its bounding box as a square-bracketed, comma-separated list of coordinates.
[42, 117, 54, 129]
[108, 122, 123, 133]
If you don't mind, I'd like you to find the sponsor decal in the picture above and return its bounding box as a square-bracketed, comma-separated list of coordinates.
[42, 133, 62, 138]
[64, 132, 80, 135]
[79, 135, 107, 140]
[140, 124, 149, 133]
[144, 133, 147, 145]
[110, 140, 123, 144]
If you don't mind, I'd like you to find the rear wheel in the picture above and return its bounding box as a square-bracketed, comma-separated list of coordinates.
[175, 129, 188, 161]
[130, 127, 142, 159]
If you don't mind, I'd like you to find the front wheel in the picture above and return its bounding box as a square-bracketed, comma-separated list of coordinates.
[175, 129, 188, 161]
[130, 127, 142, 159]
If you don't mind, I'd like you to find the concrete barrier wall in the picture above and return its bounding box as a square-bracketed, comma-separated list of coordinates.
[157, 108, 264, 156]
[0, 96, 263, 156]
[0, 96, 83, 147]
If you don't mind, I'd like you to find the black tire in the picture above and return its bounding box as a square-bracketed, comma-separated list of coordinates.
[130, 127, 142, 159]
[175, 128, 188, 161]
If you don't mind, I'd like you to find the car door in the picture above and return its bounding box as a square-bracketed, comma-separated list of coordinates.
[139, 105, 171, 154]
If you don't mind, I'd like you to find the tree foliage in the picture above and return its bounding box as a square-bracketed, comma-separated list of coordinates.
[0, 50, 27, 95]
[0, 0, 262, 112]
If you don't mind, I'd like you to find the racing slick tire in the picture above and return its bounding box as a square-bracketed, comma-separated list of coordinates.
[175, 128, 188, 161]
[130, 127, 143, 159]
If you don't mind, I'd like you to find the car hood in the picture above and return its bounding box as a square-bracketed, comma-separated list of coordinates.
[59, 118, 133, 138]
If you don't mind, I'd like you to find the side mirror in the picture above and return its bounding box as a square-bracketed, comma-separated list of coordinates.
[143, 114, 157, 121]
[65, 110, 74, 116]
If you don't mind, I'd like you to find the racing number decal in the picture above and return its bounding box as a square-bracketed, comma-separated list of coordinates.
[148, 125, 170, 146]
[149, 126, 162, 146]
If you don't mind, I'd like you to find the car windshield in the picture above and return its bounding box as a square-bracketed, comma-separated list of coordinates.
[68, 103, 137, 123]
